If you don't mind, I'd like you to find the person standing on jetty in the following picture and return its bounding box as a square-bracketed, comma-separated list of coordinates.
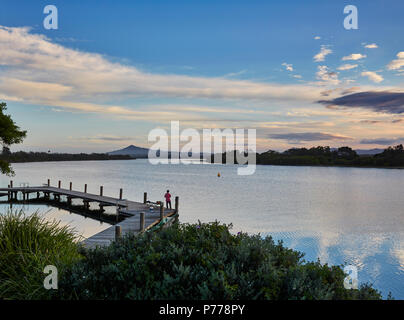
[164, 190, 172, 209]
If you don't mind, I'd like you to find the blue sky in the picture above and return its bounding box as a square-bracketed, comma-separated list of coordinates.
[1, 0, 404, 152]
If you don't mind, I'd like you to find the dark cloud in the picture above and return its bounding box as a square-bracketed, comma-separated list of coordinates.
[318, 91, 404, 114]
[360, 137, 404, 145]
[93, 136, 132, 141]
[77, 136, 133, 142]
[359, 120, 382, 124]
[268, 132, 351, 142]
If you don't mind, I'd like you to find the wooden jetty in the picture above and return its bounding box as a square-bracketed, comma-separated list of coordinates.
[0, 179, 179, 248]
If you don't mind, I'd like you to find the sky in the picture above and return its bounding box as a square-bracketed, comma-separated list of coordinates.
[0, 0, 404, 152]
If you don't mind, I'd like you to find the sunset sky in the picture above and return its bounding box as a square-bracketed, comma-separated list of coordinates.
[1, 0, 404, 152]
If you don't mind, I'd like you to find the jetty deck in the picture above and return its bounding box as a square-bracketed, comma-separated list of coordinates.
[0, 180, 179, 248]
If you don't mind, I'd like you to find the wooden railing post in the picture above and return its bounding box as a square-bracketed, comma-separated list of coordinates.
[69, 182, 72, 191]
[140, 212, 145, 231]
[143, 192, 147, 204]
[115, 225, 122, 241]
[175, 196, 179, 213]
[84, 184, 87, 193]
[47, 179, 50, 186]
[119, 188, 123, 200]
[100, 186, 103, 196]
[58, 180, 61, 188]
[160, 202, 165, 220]
[10, 180, 13, 188]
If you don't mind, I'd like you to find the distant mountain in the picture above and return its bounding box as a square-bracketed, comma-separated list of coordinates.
[108, 145, 210, 159]
[355, 148, 384, 155]
[108, 145, 149, 158]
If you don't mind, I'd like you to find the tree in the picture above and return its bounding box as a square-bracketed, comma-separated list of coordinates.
[0, 102, 27, 175]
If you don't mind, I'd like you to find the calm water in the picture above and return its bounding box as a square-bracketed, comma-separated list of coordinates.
[0, 159, 403, 299]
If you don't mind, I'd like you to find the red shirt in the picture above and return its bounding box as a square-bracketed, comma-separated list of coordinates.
[165, 193, 171, 201]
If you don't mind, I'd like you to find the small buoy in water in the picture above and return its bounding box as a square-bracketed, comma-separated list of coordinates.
[217, 172, 221, 177]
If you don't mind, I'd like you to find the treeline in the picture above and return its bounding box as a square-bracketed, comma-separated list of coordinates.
[213, 145, 404, 168]
[0, 149, 133, 163]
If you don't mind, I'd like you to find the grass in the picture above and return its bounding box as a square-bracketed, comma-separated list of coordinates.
[0, 210, 82, 300]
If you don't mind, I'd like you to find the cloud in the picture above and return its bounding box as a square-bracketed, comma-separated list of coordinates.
[316, 66, 340, 85]
[0, 25, 332, 120]
[314, 45, 332, 62]
[360, 137, 404, 145]
[282, 63, 293, 72]
[364, 43, 378, 49]
[361, 71, 384, 83]
[318, 91, 404, 114]
[77, 135, 134, 142]
[293, 75, 302, 79]
[314, 36, 321, 40]
[342, 53, 367, 61]
[268, 132, 352, 142]
[387, 52, 404, 70]
[337, 64, 358, 71]
[224, 69, 247, 77]
[341, 87, 361, 95]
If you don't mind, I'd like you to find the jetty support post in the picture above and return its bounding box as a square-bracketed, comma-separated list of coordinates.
[116, 205, 119, 222]
[160, 202, 164, 220]
[140, 212, 145, 231]
[47, 179, 50, 186]
[9, 180, 13, 200]
[7, 184, 10, 201]
[100, 186, 103, 196]
[143, 192, 147, 204]
[115, 225, 122, 241]
[69, 182, 72, 191]
[175, 196, 179, 213]
[83, 200, 89, 210]
[84, 184, 87, 193]
[58, 180, 61, 188]
[119, 188, 123, 200]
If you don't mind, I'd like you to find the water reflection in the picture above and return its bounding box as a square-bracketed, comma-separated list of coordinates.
[0, 203, 111, 239]
[0, 160, 403, 298]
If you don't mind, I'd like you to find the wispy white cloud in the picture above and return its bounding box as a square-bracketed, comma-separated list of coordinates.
[314, 36, 321, 40]
[282, 63, 293, 72]
[361, 71, 384, 83]
[314, 45, 332, 62]
[342, 53, 367, 61]
[387, 52, 404, 70]
[316, 66, 340, 85]
[337, 64, 358, 71]
[364, 43, 378, 49]
[0, 25, 331, 120]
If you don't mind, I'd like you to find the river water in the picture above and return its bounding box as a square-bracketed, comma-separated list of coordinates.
[0, 159, 403, 298]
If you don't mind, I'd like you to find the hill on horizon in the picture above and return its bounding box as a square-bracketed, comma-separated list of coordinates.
[108, 145, 149, 158]
[108, 144, 385, 159]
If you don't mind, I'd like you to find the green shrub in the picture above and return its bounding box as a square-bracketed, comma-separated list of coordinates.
[57, 222, 382, 300]
[0, 210, 82, 300]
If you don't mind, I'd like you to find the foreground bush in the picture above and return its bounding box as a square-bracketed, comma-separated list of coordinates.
[57, 222, 382, 300]
[0, 211, 82, 299]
